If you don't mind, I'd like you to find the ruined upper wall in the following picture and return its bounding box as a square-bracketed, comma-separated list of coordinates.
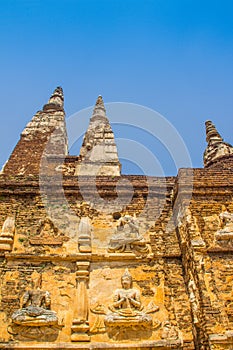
[2, 87, 68, 176]
[1, 89, 233, 349]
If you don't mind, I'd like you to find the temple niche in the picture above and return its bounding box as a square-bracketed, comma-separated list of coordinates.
[215, 211, 233, 247]
[29, 218, 66, 246]
[0, 88, 233, 349]
[105, 269, 159, 328]
[0, 216, 15, 251]
[108, 214, 149, 254]
[90, 269, 161, 341]
[8, 274, 61, 341]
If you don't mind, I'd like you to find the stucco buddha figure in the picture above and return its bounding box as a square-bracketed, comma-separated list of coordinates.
[109, 268, 142, 315]
[108, 214, 149, 253]
[218, 211, 233, 233]
[105, 269, 153, 328]
[12, 275, 58, 326]
[215, 211, 233, 247]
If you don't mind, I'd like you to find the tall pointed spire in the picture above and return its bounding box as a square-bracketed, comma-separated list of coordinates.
[76, 95, 121, 176]
[2, 87, 68, 175]
[203, 120, 233, 167]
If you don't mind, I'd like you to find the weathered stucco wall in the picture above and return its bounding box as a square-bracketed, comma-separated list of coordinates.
[0, 174, 195, 349]
[1, 89, 233, 350]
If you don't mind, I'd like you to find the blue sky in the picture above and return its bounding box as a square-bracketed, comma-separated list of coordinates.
[0, 0, 232, 175]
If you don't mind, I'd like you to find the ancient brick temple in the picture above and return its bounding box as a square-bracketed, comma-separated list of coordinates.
[0, 87, 233, 350]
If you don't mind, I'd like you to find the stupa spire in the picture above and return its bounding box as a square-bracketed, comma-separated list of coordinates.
[43, 86, 64, 111]
[203, 120, 233, 167]
[2, 86, 68, 175]
[205, 120, 223, 144]
[95, 95, 105, 108]
[91, 95, 107, 120]
[76, 95, 121, 176]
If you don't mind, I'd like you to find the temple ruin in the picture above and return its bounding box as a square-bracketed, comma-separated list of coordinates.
[0, 87, 233, 349]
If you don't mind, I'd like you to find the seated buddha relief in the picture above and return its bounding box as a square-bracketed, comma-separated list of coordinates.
[11, 274, 58, 327]
[91, 269, 160, 339]
[215, 211, 233, 247]
[108, 214, 149, 254]
[105, 269, 157, 327]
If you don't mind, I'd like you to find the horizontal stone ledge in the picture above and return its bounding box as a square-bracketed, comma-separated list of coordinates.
[207, 247, 233, 254]
[174, 188, 233, 196]
[0, 339, 183, 350]
[0, 183, 171, 189]
[0, 187, 172, 195]
[3, 252, 181, 263]
[209, 331, 233, 343]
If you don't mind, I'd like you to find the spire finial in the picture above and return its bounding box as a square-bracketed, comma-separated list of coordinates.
[47, 86, 64, 108]
[203, 120, 233, 167]
[205, 120, 223, 144]
[91, 95, 106, 119]
[95, 95, 104, 107]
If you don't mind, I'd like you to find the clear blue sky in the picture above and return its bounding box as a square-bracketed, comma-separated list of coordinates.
[0, 0, 232, 175]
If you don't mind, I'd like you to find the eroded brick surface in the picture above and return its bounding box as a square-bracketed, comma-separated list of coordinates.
[0, 89, 233, 349]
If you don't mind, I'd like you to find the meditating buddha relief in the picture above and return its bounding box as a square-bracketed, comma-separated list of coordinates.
[8, 274, 61, 341]
[91, 269, 160, 339]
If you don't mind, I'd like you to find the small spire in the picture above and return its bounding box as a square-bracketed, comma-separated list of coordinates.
[205, 120, 223, 144]
[48, 86, 64, 107]
[91, 95, 106, 119]
[77, 94, 121, 176]
[203, 120, 233, 167]
[95, 95, 104, 107]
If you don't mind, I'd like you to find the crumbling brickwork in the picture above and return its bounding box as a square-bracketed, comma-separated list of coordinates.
[0, 89, 232, 349]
